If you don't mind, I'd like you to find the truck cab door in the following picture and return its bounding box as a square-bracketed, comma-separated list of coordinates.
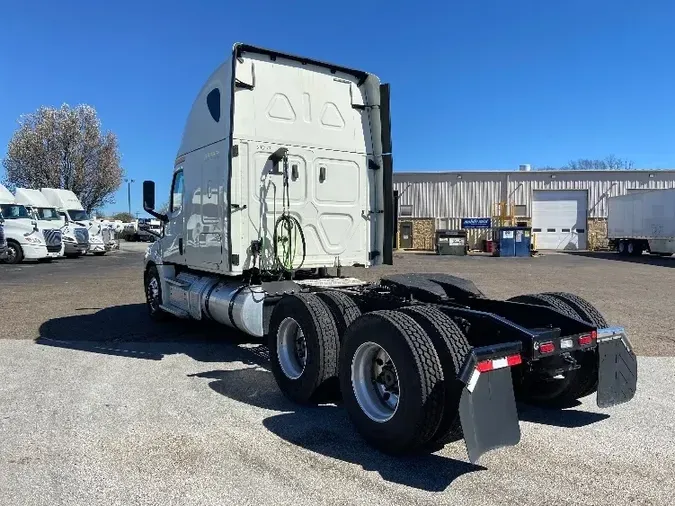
[162, 168, 185, 264]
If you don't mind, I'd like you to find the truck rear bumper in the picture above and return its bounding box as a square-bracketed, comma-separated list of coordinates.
[596, 326, 638, 408]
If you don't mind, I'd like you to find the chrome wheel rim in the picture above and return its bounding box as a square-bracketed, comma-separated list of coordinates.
[6, 245, 18, 263]
[277, 317, 307, 380]
[627, 242, 634, 254]
[351, 342, 400, 423]
[146, 276, 160, 312]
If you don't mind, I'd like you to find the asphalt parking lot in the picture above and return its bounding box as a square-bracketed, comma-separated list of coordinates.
[1, 245, 674, 505]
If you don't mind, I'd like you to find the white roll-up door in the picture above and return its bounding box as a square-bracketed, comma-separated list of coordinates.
[532, 190, 588, 250]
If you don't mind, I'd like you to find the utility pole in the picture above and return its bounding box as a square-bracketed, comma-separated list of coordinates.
[124, 178, 135, 215]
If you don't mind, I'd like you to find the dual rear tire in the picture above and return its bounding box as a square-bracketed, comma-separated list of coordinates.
[267, 293, 471, 454]
[507, 291, 608, 405]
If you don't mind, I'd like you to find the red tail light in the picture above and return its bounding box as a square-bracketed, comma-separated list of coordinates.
[578, 334, 593, 346]
[539, 342, 555, 354]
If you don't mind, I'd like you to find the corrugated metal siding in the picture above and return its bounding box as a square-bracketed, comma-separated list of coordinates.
[394, 177, 503, 219]
[395, 171, 675, 219]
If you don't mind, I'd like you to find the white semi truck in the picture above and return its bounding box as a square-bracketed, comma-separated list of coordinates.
[14, 188, 89, 258]
[141, 43, 637, 463]
[608, 188, 675, 257]
[0, 184, 52, 263]
[0, 219, 6, 261]
[40, 188, 110, 255]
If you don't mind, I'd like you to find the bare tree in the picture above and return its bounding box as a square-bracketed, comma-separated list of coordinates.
[2, 104, 123, 213]
[562, 155, 634, 171]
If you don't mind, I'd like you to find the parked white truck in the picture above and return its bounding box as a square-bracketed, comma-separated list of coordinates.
[14, 187, 89, 258]
[140, 43, 636, 464]
[40, 188, 110, 255]
[0, 184, 52, 263]
[0, 216, 7, 261]
[608, 188, 675, 256]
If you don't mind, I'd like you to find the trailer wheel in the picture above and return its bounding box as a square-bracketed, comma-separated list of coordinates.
[144, 265, 169, 322]
[398, 305, 471, 448]
[315, 291, 361, 339]
[617, 240, 628, 255]
[542, 292, 609, 399]
[268, 293, 339, 404]
[339, 310, 445, 454]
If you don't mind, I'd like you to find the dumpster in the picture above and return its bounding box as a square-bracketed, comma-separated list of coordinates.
[436, 229, 467, 255]
[496, 227, 531, 257]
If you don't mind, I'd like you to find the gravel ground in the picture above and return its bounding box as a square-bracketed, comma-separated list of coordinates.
[1, 244, 673, 356]
[0, 338, 673, 506]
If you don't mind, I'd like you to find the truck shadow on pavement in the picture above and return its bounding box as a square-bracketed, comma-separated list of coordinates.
[37, 303, 610, 490]
[564, 251, 675, 267]
[191, 367, 487, 492]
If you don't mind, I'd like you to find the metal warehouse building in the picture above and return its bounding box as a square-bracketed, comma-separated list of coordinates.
[393, 167, 675, 251]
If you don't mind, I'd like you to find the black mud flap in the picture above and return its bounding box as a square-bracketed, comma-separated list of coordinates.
[597, 327, 638, 408]
[458, 342, 522, 464]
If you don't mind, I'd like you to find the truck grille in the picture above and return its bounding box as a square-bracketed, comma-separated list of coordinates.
[75, 228, 89, 245]
[43, 229, 63, 247]
[102, 228, 112, 243]
[0, 225, 5, 246]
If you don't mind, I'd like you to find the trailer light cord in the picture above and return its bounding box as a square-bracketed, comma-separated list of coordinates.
[273, 154, 306, 273]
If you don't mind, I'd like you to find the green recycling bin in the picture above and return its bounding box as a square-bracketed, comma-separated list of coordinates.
[436, 229, 467, 255]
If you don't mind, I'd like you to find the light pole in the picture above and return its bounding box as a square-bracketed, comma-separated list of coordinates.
[124, 178, 135, 215]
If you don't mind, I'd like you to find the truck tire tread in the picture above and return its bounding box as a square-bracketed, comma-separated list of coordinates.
[339, 310, 445, 454]
[316, 291, 361, 340]
[508, 293, 582, 320]
[268, 293, 339, 404]
[541, 292, 608, 398]
[398, 305, 471, 447]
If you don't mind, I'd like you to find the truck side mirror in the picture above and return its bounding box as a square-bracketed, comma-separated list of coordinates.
[143, 180, 169, 223]
[143, 181, 156, 210]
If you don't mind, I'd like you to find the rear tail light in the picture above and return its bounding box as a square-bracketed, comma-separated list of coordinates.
[539, 342, 555, 354]
[578, 334, 594, 346]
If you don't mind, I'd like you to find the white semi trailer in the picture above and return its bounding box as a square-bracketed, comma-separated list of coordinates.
[0, 184, 52, 263]
[141, 43, 637, 463]
[40, 188, 109, 255]
[608, 188, 675, 257]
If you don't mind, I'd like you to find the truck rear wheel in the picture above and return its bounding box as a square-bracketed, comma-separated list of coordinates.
[268, 293, 339, 404]
[315, 291, 361, 339]
[542, 292, 608, 399]
[398, 305, 471, 448]
[339, 310, 445, 455]
[508, 293, 599, 405]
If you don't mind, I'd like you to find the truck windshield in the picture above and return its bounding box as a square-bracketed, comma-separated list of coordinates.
[0, 204, 31, 219]
[37, 207, 61, 220]
[68, 209, 89, 221]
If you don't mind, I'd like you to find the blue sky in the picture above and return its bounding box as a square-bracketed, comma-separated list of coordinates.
[1, 0, 674, 216]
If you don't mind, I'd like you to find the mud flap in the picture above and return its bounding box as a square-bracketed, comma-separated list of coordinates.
[597, 327, 638, 408]
[458, 342, 522, 464]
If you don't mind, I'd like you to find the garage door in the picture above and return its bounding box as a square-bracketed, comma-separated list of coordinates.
[532, 190, 587, 250]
